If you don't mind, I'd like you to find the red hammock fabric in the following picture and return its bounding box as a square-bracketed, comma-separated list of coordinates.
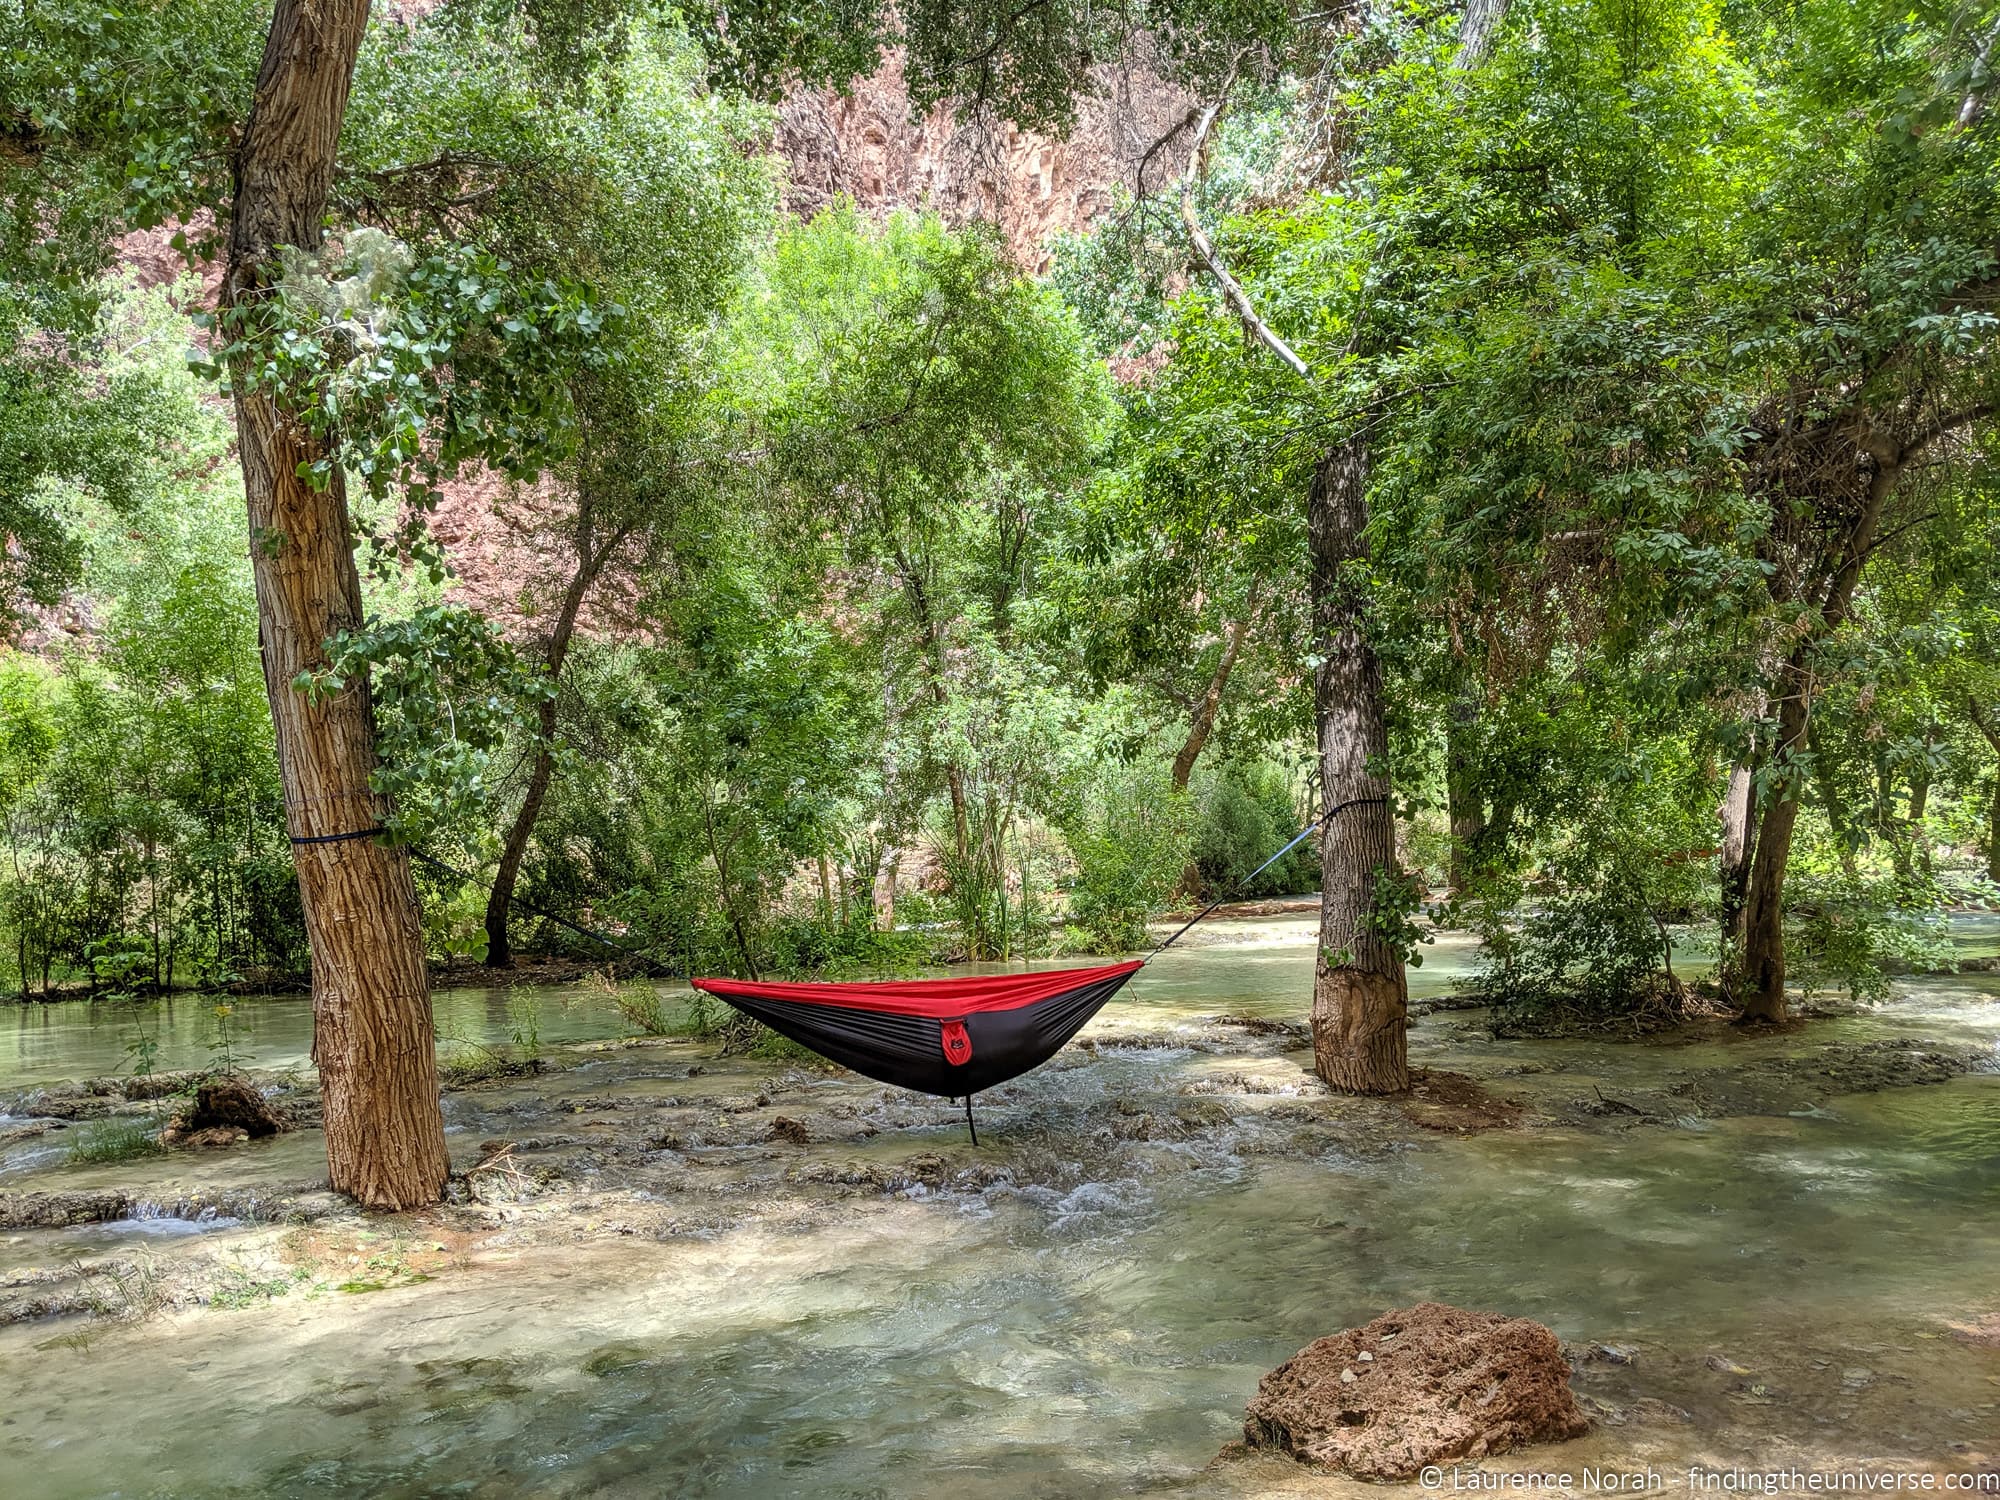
[692, 961, 1143, 1097]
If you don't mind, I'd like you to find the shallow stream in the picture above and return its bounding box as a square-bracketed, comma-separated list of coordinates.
[2, 920, 1996, 1498]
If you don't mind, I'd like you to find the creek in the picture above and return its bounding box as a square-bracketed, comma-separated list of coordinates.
[1, 918, 1996, 1497]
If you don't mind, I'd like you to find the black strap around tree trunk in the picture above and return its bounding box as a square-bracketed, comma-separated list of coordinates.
[288, 824, 389, 846]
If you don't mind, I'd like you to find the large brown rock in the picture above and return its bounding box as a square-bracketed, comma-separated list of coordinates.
[168, 1076, 288, 1142]
[1244, 1302, 1591, 1479]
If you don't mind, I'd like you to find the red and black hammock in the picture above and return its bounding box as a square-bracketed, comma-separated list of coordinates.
[685, 802, 1376, 1125]
[692, 960, 1145, 1099]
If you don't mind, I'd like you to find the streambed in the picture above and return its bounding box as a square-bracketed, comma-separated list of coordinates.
[1, 919, 1996, 1498]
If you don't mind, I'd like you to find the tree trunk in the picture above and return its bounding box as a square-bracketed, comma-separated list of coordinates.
[1807, 724, 1860, 880]
[877, 848, 900, 930]
[483, 695, 558, 968]
[1738, 432, 1901, 1023]
[1717, 759, 1759, 948]
[1738, 685, 1806, 1020]
[1308, 441, 1408, 1094]
[895, 548, 969, 862]
[1171, 605, 1254, 790]
[226, 0, 448, 1209]
[483, 518, 619, 967]
[1444, 694, 1484, 895]
[1904, 755, 1933, 878]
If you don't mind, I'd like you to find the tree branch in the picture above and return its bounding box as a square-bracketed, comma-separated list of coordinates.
[1177, 58, 1311, 381]
[1903, 400, 1995, 458]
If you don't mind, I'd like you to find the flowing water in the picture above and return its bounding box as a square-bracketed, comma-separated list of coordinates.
[2, 919, 1997, 1498]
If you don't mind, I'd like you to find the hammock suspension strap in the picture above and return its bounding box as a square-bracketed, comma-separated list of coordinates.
[1146, 794, 1389, 960]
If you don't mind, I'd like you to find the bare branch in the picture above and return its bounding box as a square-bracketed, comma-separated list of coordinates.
[1453, 0, 1510, 69]
[1959, 17, 2000, 128]
[1903, 400, 1996, 457]
[1178, 57, 1312, 381]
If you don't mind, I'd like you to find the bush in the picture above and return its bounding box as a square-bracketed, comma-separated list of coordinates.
[1469, 865, 1683, 1021]
[1783, 868, 1954, 1003]
[613, 985, 672, 1036]
[1191, 761, 1316, 899]
[1065, 769, 1192, 953]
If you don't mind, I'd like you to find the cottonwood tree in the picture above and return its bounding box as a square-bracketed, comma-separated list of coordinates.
[747, 208, 1111, 952]
[440, 36, 775, 967]
[1719, 7, 2000, 1018]
[7, 2, 644, 1206]
[1095, 2, 1519, 1093]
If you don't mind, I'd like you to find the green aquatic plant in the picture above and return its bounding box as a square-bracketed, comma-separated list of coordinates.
[505, 985, 544, 1061]
[67, 1116, 165, 1165]
[612, 985, 672, 1037]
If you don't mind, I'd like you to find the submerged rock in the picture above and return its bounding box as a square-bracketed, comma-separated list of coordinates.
[1403, 1069, 1526, 1133]
[163, 1075, 289, 1144]
[1243, 1301, 1590, 1479]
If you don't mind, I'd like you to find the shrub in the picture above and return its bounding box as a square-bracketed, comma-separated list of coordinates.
[1191, 761, 1316, 899]
[1065, 769, 1192, 953]
[613, 985, 672, 1036]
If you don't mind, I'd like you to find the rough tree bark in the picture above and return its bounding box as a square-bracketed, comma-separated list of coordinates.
[483, 508, 629, 967]
[1738, 432, 1901, 1022]
[227, 0, 448, 1208]
[1171, 605, 1254, 790]
[1717, 759, 1759, 948]
[1309, 441, 1409, 1093]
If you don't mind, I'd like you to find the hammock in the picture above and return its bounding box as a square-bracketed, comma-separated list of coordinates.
[691, 960, 1144, 1100]
[687, 801, 1382, 1129]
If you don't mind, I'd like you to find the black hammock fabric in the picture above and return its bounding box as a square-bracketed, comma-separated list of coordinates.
[690, 961, 1144, 1097]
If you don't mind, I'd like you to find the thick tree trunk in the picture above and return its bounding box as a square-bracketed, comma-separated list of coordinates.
[1308, 441, 1408, 1094]
[1738, 433, 1901, 1023]
[227, 0, 448, 1209]
[1171, 610, 1253, 790]
[1738, 687, 1806, 1020]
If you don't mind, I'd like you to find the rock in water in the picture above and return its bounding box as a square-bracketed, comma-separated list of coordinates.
[167, 1076, 287, 1142]
[1243, 1302, 1590, 1479]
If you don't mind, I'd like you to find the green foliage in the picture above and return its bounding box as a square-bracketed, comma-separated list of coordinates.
[612, 984, 672, 1037]
[506, 985, 544, 1061]
[0, 285, 301, 997]
[1191, 761, 1316, 897]
[6, 0, 1998, 1040]
[682, 0, 1292, 131]
[206, 1002, 242, 1074]
[1457, 685, 1717, 1018]
[67, 1116, 165, 1166]
[302, 605, 554, 846]
[1781, 826, 1957, 1004]
[1065, 765, 1193, 953]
